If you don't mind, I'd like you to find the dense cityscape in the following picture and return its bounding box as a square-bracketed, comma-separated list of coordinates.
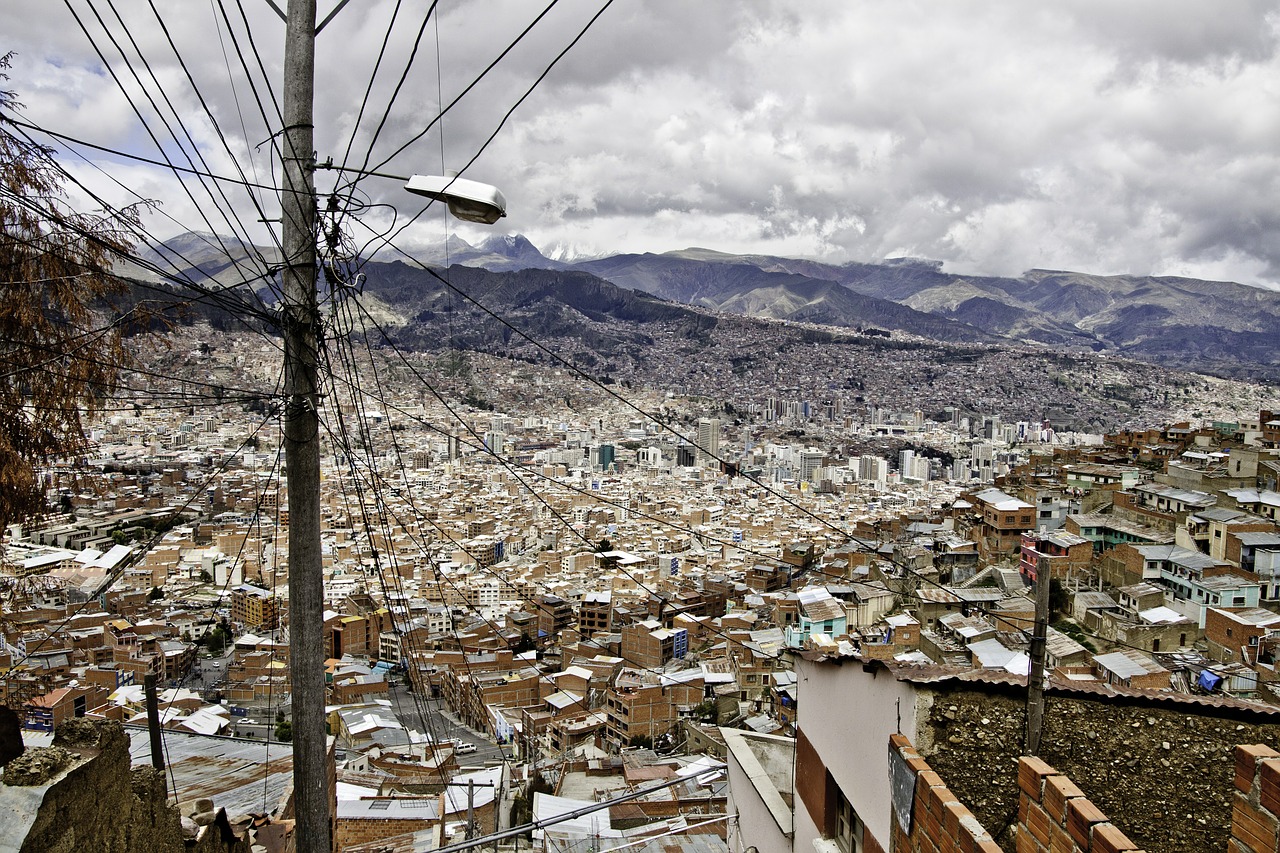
[1, 320, 1278, 852]
[5, 3, 1280, 851]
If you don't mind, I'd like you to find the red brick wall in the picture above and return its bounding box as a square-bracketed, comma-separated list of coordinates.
[1017, 756, 1144, 852]
[334, 816, 430, 849]
[888, 734, 1001, 853]
[1206, 609, 1268, 663]
[1232, 744, 1280, 852]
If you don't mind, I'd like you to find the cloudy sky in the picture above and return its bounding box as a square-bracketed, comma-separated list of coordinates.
[4, 0, 1279, 286]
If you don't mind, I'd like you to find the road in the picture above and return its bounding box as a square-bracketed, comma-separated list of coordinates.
[194, 647, 235, 689]
[385, 681, 511, 765]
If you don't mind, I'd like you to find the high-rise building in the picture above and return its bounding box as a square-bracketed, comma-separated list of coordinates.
[590, 444, 616, 471]
[696, 418, 721, 467]
[801, 450, 825, 483]
[858, 455, 888, 484]
[483, 431, 505, 455]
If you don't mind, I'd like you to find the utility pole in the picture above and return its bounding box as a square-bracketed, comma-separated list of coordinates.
[143, 672, 165, 781]
[280, 0, 328, 849]
[467, 778, 476, 839]
[1025, 556, 1051, 755]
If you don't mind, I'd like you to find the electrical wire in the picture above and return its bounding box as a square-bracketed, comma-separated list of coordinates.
[63, 0, 275, 295]
[1, 117, 284, 192]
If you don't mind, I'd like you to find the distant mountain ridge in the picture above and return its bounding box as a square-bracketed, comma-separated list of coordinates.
[464, 236, 1279, 381]
[136, 231, 1280, 381]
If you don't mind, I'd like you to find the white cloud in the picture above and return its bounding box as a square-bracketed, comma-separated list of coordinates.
[3, 0, 1278, 286]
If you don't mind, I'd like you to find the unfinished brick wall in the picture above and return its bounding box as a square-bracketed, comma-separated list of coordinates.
[888, 734, 1001, 853]
[1017, 756, 1145, 853]
[1232, 744, 1280, 852]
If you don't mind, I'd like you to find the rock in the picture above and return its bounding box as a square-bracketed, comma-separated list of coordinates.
[53, 718, 103, 748]
[2, 746, 73, 786]
[181, 816, 199, 839]
[194, 797, 215, 813]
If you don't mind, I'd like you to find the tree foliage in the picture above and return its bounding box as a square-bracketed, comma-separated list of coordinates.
[1, 54, 144, 530]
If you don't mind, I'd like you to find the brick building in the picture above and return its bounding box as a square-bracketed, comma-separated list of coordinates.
[620, 619, 689, 671]
[961, 487, 1036, 560]
[1205, 607, 1280, 666]
[577, 591, 613, 637]
[603, 669, 703, 749]
[1018, 529, 1092, 582]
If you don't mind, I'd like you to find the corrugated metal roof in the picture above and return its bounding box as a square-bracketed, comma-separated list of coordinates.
[796, 655, 1280, 719]
[127, 727, 294, 817]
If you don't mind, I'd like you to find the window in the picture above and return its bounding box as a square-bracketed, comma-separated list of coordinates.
[834, 787, 865, 853]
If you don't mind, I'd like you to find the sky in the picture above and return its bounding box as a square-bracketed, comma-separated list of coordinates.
[4, 0, 1280, 287]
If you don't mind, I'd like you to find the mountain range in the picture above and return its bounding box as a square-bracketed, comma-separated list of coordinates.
[127, 231, 1280, 382]
[404, 233, 1279, 381]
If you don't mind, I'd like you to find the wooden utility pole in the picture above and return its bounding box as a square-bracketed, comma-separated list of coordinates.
[280, 0, 329, 849]
[1025, 557, 1051, 755]
[143, 672, 165, 780]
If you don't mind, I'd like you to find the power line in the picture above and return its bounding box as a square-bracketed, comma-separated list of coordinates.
[362, 0, 563, 178]
[0, 125, 283, 328]
[62, 0, 276, 294]
[3, 117, 284, 192]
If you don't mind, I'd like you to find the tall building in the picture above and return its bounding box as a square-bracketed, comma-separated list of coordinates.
[858, 455, 888, 484]
[696, 417, 721, 467]
[483, 431, 505, 455]
[800, 450, 825, 483]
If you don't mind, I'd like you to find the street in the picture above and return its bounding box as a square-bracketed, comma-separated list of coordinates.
[386, 680, 511, 765]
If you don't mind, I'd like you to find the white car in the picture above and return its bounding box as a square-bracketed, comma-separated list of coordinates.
[456, 742, 478, 754]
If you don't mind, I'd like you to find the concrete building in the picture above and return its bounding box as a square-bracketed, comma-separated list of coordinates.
[697, 418, 721, 468]
[230, 584, 279, 630]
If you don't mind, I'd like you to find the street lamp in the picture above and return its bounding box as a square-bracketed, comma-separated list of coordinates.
[404, 173, 507, 224]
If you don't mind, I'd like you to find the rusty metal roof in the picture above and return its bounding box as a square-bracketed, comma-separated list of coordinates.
[127, 726, 295, 817]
